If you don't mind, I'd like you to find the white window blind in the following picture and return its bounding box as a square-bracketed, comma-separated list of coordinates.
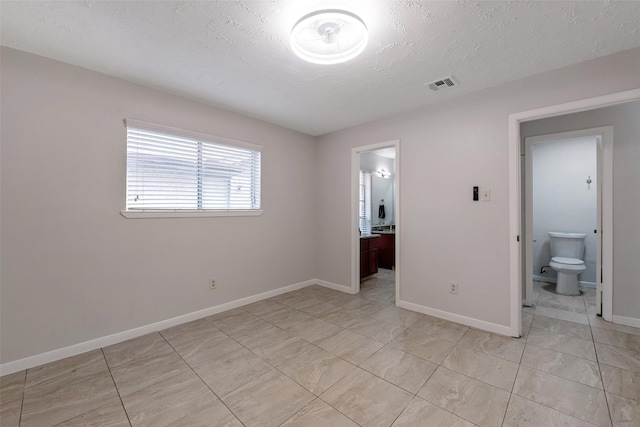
[359, 170, 372, 235]
[126, 122, 261, 212]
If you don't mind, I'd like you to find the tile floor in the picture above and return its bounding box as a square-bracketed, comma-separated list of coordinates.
[1, 274, 639, 426]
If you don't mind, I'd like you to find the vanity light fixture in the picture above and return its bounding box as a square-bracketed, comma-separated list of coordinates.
[290, 9, 368, 65]
[377, 169, 391, 178]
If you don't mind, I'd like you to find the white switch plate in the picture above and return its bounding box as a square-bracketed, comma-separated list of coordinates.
[481, 190, 491, 201]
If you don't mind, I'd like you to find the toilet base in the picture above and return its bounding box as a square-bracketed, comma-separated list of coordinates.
[555, 271, 581, 296]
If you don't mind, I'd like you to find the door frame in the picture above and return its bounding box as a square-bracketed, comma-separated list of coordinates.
[351, 140, 400, 301]
[523, 128, 611, 319]
[508, 88, 640, 336]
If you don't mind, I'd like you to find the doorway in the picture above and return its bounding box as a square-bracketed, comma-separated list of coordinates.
[351, 140, 400, 303]
[508, 88, 640, 337]
[523, 129, 609, 319]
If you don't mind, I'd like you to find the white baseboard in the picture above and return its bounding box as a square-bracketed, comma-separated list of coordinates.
[397, 300, 516, 337]
[532, 275, 596, 289]
[0, 279, 315, 376]
[612, 315, 640, 328]
[314, 279, 357, 294]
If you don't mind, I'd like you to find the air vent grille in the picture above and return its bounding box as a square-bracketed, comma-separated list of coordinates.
[426, 76, 457, 92]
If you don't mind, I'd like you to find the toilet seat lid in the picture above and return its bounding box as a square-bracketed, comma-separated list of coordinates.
[551, 257, 583, 265]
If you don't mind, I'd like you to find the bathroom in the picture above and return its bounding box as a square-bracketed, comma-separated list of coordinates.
[358, 148, 396, 303]
[529, 135, 598, 301]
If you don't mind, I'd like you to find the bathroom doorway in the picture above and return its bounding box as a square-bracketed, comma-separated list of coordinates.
[523, 129, 609, 317]
[350, 140, 400, 303]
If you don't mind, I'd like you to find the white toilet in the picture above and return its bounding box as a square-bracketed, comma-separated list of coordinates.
[548, 232, 587, 296]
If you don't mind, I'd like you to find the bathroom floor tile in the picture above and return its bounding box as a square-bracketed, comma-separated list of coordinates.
[442, 345, 519, 391]
[521, 344, 602, 388]
[595, 343, 640, 374]
[418, 366, 510, 427]
[513, 366, 610, 427]
[457, 329, 525, 363]
[537, 290, 587, 313]
[606, 392, 640, 427]
[360, 346, 437, 393]
[534, 306, 590, 325]
[532, 315, 593, 340]
[391, 397, 474, 427]
[222, 370, 315, 427]
[320, 368, 413, 427]
[589, 316, 640, 336]
[591, 326, 640, 352]
[280, 398, 359, 427]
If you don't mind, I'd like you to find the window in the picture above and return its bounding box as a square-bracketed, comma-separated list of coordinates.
[359, 170, 372, 234]
[123, 120, 261, 217]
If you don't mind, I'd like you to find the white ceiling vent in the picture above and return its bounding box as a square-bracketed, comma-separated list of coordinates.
[426, 76, 457, 92]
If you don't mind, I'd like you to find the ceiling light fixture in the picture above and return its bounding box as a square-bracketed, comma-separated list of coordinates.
[290, 9, 368, 65]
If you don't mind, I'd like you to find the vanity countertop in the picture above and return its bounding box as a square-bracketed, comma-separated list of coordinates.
[360, 233, 381, 239]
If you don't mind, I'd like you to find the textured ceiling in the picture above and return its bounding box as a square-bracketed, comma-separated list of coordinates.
[2, 1, 640, 136]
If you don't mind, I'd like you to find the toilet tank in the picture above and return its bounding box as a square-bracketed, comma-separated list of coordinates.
[548, 232, 586, 259]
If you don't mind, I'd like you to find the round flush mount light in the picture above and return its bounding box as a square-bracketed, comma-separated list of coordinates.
[290, 9, 368, 65]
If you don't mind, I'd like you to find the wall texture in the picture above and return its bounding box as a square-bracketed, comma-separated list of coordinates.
[315, 48, 640, 329]
[532, 137, 598, 284]
[0, 47, 317, 363]
[521, 101, 640, 321]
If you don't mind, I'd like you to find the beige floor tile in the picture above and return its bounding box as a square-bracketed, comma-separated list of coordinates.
[286, 297, 340, 316]
[318, 290, 360, 306]
[389, 328, 456, 364]
[241, 299, 287, 316]
[317, 306, 368, 328]
[160, 318, 221, 349]
[192, 347, 273, 397]
[592, 327, 640, 352]
[534, 306, 590, 325]
[54, 401, 130, 427]
[391, 397, 475, 427]
[442, 345, 519, 391]
[260, 306, 314, 328]
[122, 370, 217, 427]
[168, 398, 243, 426]
[527, 328, 596, 361]
[25, 350, 108, 390]
[513, 366, 610, 427]
[244, 333, 314, 367]
[537, 290, 587, 314]
[0, 370, 26, 404]
[205, 307, 249, 323]
[458, 329, 525, 363]
[224, 317, 286, 346]
[418, 366, 510, 427]
[285, 317, 344, 344]
[317, 329, 384, 365]
[340, 298, 387, 316]
[408, 315, 469, 343]
[532, 315, 593, 340]
[595, 343, 640, 374]
[503, 394, 597, 427]
[589, 316, 640, 337]
[110, 350, 190, 397]
[522, 312, 534, 327]
[21, 370, 119, 427]
[267, 291, 310, 307]
[599, 364, 640, 401]
[360, 346, 437, 394]
[320, 368, 413, 427]
[373, 305, 423, 327]
[170, 330, 243, 367]
[346, 317, 405, 343]
[0, 398, 22, 427]
[222, 370, 315, 427]
[280, 398, 359, 427]
[208, 310, 262, 335]
[103, 333, 174, 368]
[606, 392, 640, 427]
[277, 345, 355, 395]
[521, 344, 602, 388]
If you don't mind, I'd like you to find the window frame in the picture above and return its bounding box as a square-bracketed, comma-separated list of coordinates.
[121, 119, 263, 219]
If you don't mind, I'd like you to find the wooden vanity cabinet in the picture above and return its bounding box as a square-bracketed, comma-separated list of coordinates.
[360, 236, 380, 279]
[378, 233, 395, 270]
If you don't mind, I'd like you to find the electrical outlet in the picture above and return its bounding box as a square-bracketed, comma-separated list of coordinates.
[209, 279, 216, 289]
[449, 282, 458, 294]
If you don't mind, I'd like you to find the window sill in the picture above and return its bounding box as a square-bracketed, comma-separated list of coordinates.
[120, 210, 263, 219]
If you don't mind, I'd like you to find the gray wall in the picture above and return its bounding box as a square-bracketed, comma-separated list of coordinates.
[521, 100, 640, 321]
[315, 48, 640, 328]
[0, 47, 317, 363]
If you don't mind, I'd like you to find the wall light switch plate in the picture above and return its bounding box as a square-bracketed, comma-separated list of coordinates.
[481, 190, 491, 201]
